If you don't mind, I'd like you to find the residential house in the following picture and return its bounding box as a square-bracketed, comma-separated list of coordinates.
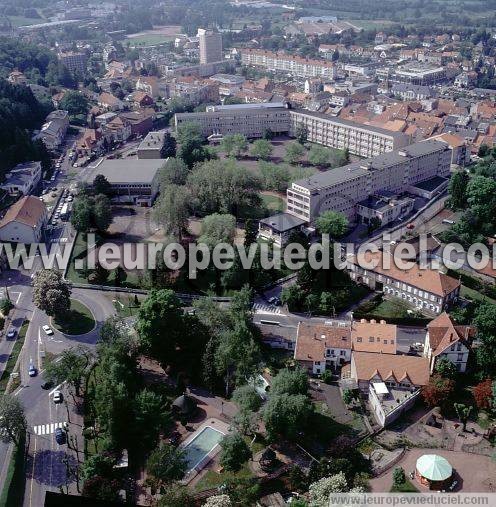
[347, 251, 461, 315]
[128, 91, 154, 108]
[350, 352, 430, 427]
[424, 312, 474, 373]
[257, 213, 306, 247]
[103, 116, 132, 143]
[2, 162, 42, 196]
[36, 110, 69, 151]
[0, 195, 48, 243]
[8, 70, 27, 85]
[119, 110, 154, 137]
[136, 76, 162, 98]
[98, 92, 124, 111]
[294, 318, 397, 374]
[76, 128, 105, 157]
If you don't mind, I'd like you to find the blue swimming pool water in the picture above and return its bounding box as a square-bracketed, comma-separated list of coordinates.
[183, 426, 225, 471]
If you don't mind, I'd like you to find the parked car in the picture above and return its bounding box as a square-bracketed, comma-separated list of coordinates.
[28, 365, 37, 377]
[53, 390, 63, 404]
[6, 328, 16, 339]
[42, 325, 53, 336]
[55, 427, 66, 444]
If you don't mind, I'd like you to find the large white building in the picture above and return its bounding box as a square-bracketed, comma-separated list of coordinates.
[240, 49, 337, 80]
[286, 139, 451, 222]
[175, 103, 410, 157]
[289, 109, 410, 158]
[198, 29, 223, 64]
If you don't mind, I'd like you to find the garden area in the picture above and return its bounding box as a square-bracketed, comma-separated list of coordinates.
[354, 294, 430, 325]
[52, 299, 95, 335]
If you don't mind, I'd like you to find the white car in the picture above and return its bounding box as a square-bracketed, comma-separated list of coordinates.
[53, 391, 63, 404]
[42, 325, 53, 336]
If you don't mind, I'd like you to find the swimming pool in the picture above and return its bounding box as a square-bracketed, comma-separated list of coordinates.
[182, 426, 225, 472]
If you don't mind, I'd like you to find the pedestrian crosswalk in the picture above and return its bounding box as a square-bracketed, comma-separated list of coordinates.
[33, 422, 67, 436]
[252, 303, 282, 315]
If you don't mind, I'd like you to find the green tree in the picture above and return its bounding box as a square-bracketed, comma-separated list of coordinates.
[93, 174, 111, 196]
[158, 158, 189, 188]
[258, 161, 290, 191]
[187, 159, 260, 215]
[199, 213, 236, 246]
[32, 269, 71, 318]
[152, 184, 191, 239]
[308, 145, 332, 167]
[134, 389, 169, 450]
[93, 194, 113, 232]
[44, 346, 93, 397]
[59, 90, 89, 117]
[473, 303, 496, 376]
[244, 219, 258, 247]
[136, 289, 208, 376]
[295, 124, 308, 145]
[250, 139, 273, 160]
[393, 467, 406, 486]
[219, 431, 252, 471]
[176, 121, 209, 168]
[0, 394, 26, 446]
[434, 357, 458, 379]
[315, 211, 348, 238]
[71, 195, 93, 233]
[232, 384, 262, 412]
[271, 368, 308, 396]
[160, 132, 177, 158]
[262, 393, 312, 441]
[454, 403, 473, 432]
[146, 443, 187, 487]
[221, 134, 248, 158]
[281, 284, 305, 310]
[342, 389, 354, 405]
[284, 141, 305, 165]
[156, 484, 193, 507]
[448, 171, 470, 210]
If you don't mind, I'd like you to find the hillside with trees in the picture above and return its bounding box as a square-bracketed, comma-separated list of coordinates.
[0, 78, 52, 177]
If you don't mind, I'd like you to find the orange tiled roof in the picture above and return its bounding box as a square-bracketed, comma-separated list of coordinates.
[427, 312, 474, 356]
[351, 251, 461, 297]
[0, 196, 46, 229]
[352, 351, 430, 386]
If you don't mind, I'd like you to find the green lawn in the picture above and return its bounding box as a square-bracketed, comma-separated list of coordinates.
[53, 300, 95, 335]
[127, 34, 173, 46]
[111, 294, 143, 317]
[193, 462, 254, 493]
[6, 15, 45, 27]
[261, 194, 284, 213]
[66, 233, 142, 289]
[0, 320, 29, 393]
[391, 479, 419, 492]
[0, 435, 26, 507]
[460, 285, 496, 305]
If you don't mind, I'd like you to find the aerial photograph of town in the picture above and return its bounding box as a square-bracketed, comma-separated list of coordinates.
[1, 0, 496, 505]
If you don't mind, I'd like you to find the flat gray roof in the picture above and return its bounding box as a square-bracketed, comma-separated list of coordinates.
[292, 140, 447, 191]
[138, 131, 166, 151]
[83, 158, 164, 185]
[259, 212, 306, 232]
